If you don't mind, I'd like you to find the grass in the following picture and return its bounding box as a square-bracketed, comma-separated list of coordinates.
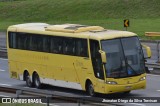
[0, 0, 160, 39]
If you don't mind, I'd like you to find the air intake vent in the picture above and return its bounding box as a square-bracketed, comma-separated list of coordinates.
[45, 24, 104, 33]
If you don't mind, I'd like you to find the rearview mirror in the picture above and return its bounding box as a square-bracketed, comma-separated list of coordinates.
[99, 50, 107, 63]
[142, 44, 151, 59]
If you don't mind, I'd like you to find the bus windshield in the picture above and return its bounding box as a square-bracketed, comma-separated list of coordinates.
[101, 36, 145, 78]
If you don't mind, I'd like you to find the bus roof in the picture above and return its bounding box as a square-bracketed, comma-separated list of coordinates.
[8, 23, 137, 40]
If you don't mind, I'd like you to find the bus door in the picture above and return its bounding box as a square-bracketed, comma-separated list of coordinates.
[90, 40, 105, 93]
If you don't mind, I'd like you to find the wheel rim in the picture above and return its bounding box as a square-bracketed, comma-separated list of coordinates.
[35, 75, 39, 87]
[89, 84, 94, 96]
[26, 76, 31, 86]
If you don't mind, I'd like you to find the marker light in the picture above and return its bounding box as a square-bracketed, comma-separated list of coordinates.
[106, 81, 117, 85]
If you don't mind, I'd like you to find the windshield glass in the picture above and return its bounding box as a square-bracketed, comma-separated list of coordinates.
[101, 36, 145, 78]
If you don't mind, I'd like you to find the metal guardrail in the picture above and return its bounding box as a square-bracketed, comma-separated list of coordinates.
[0, 85, 116, 106]
[0, 47, 7, 58]
[0, 47, 7, 52]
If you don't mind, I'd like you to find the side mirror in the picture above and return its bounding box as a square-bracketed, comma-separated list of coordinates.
[99, 50, 107, 63]
[142, 44, 151, 59]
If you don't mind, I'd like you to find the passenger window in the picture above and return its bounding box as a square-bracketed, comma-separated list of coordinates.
[51, 37, 63, 54]
[75, 39, 88, 57]
[43, 36, 50, 52]
[63, 38, 75, 55]
[8, 32, 16, 48]
[30, 35, 39, 51]
[17, 33, 27, 49]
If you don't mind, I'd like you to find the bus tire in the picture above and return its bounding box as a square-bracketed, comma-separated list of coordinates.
[124, 91, 131, 94]
[33, 73, 42, 89]
[87, 81, 95, 96]
[25, 72, 33, 87]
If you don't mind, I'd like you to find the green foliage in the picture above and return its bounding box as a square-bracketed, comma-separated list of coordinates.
[0, 0, 159, 38]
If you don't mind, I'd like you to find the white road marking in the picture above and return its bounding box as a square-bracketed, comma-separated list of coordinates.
[41, 103, 59, 106]
[0, 95, 10, 97]
[0, 69, 5, 72]
[157, 90, 160, 92]
[23, 87, 36, 89]
[0, 83, 12, 86]
[128, 103, 146, 106]
[23, 87, 29, 88]
[0, 58, 8, 61]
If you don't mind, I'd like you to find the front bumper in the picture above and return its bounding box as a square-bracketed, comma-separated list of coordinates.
[105, 80, 146, 94]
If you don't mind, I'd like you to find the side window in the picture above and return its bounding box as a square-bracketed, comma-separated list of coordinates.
[51, 37, 63, 54]
[75, 39, 88, 57]
[43, 36, 50, 52]
[24, 34, 30, 50]
[30, 34, 37, 51]
[30, 34, 43, 51]
[63, 38, 75, 55]
[17, 33, 26, 49]
[8, 32, 16, 48]
[90, 40, 104, 79]
[36, 35, 43, 51]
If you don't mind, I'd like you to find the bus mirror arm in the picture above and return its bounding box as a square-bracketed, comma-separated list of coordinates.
[99, 50, 107, 63]
[141, 44, 152, 59]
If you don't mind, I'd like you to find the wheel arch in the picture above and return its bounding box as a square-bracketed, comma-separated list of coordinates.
[85, 78, 92, 91]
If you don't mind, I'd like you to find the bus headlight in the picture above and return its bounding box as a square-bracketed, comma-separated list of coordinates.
[106, 81, 117, 84]
[139, 76, 146, 81]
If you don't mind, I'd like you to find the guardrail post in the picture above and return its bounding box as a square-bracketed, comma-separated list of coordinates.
[16, 90, 22, 99]
[78, 99, 81, 106]
[46, 95, 52, 106]
[156, 41, 160, 63]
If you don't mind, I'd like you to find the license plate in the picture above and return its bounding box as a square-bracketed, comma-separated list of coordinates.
[125, 86, 131, 89]
[148, 67, 154, 71]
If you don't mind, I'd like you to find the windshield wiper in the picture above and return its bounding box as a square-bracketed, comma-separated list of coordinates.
[125, 57, 139, 75]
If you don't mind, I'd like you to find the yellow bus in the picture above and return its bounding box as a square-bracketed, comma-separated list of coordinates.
[7, 23, 151, 96]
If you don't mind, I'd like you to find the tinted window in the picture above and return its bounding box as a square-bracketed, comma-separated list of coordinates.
[75, 39, 88, 57]
[17, 33, 30, 50]
[43, 36, 50, 52]
[63, 38, 75, 55]
[51, 37, 63, 54]
[8, 32, 88, 57]
[8, 32, 16, 48]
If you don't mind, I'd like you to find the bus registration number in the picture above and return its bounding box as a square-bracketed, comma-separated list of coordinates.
[125, 86, 131, 89]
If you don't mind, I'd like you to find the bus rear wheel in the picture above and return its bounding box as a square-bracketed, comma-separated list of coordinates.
[25, 73, 33, 87]
[33, 73, 42, 89]
[87, 82, 95, 96]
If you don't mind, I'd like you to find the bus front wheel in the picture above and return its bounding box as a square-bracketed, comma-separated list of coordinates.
[123, 91, 131, 94]
[33, 73, 42, 89]
[87, 82, 95, 96]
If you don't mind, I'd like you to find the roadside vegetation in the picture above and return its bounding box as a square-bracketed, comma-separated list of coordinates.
[0, 0, 160, 38]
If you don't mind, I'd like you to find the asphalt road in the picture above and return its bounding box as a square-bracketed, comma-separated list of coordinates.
[0, 58, 160, 106]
